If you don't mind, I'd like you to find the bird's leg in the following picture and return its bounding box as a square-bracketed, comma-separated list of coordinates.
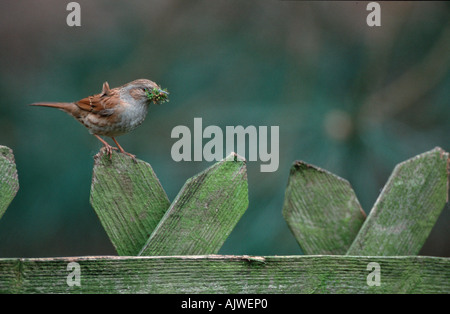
[93, 134, 117, 160]
[112, 137, 137, 162]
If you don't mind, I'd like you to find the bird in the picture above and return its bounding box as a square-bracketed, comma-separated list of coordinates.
[30, 79, 169, 161]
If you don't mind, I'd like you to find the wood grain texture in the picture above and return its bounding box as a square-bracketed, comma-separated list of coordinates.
[0, 255, 448, 293]
[139, 153, 248, 256]
[282, 161, 366, 255]
[0, 146, 19, 220]
[347, 147, 449, 256]
[90, 150, 170, 256]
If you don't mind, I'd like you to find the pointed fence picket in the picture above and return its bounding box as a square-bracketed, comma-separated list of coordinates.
[0, 146, 19, 221]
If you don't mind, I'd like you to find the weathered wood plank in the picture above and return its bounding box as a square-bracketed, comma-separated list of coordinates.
[347, 147, 449, 256]
[0, 255, 448, 293]
[282, 161, 366, 254]
[139, 153, 248, 256]
[90, 150, 170, 256]
[0, 146, 19, 220]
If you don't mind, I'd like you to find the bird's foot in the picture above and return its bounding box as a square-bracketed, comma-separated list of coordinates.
[96, 144, 118, 160]
[111, 137, 137, 163]
[121, 150, 137, 163]
[105, 145, 118, 160]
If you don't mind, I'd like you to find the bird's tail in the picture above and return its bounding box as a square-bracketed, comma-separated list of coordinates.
[30, 102, 73, 109]
[29, 102, 79, 115]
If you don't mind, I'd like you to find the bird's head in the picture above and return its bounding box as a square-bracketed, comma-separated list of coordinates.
[122, 79, 169, 105]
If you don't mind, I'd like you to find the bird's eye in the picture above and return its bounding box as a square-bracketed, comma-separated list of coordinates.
[142, 88, 147, 92]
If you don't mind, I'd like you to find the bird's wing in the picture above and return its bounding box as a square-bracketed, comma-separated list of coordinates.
[75, 92, 119, 117]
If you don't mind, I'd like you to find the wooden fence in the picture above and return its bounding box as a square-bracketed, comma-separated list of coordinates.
[0, 145, 449, 293]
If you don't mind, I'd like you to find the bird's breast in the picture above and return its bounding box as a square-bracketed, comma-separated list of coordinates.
[114, 102, 149, 133]
[83, 102, 148, 137]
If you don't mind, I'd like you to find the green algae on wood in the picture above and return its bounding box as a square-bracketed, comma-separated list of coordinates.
[139, 153, 248, 256]
[90, 149, 170, 256]
[282, 161, 366, 255]
[347, 147, 449, 256]
[0, 255, 448, 293]
[0, 146, 19, 221]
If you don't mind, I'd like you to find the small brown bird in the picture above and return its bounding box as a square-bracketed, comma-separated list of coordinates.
[31, 79, 169, 160]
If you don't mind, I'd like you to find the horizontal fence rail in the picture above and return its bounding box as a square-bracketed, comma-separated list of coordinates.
[0, 255, 449, 294]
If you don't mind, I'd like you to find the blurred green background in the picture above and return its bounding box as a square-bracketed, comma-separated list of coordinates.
[0, 1, 449, 258]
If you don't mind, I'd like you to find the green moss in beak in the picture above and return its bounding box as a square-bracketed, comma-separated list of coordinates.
[145, 87, 169, 104]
